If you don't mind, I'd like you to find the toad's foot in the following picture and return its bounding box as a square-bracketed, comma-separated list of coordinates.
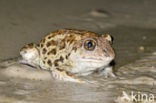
[51, 68, 85, 83]
[101, 66, 116, 78]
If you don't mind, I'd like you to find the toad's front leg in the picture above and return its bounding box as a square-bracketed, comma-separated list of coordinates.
[99, 66, 116, 78]
[51, 68, 85, 83]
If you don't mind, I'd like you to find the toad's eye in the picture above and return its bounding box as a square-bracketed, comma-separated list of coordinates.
[84, 39, 96, 51]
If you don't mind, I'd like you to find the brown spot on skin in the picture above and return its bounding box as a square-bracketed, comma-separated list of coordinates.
[46, 42, 51, 47]
[47, 49, 56, 55]
[41, 44, 43, 48]
[48, 36, 52, 39]
[60, 56, 64, 63]
[66, 71, 73, 76]
[56, 66, 73, 76]
[54, 56, 65, 66]
[68, 53, 71, 57]
[65, 55, 68, 59]
[65, 53, 71, 59]
[44, 57, 47, 60]
[46, 40, 57, 47]
[54, 59, 60, 67]
[43, 61, 45, 64]
[47, 60, 52, 66]
[72, 47, 77, 52]
[42, 48, 47, 54]
[54, 62, 59, 67]
[56, 68, 63, 72]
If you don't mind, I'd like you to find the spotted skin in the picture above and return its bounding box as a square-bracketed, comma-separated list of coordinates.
[19, 29, 115, 83]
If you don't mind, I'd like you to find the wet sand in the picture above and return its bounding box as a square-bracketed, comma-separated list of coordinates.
[0, 0, 156, 103]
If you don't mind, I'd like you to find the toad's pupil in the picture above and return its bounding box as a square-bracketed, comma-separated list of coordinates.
[88, 42, 93, 48]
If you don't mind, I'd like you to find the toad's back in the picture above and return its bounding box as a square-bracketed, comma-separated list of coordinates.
[38, 29, 99, 71]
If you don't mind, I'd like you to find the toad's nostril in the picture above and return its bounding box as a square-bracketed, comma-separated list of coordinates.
[103, 49, 107, 53]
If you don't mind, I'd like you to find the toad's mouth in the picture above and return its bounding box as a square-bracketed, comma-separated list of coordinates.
[77, 57, 114, 63]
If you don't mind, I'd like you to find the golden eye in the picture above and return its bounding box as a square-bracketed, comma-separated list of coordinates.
[84, 39, 96, 51]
